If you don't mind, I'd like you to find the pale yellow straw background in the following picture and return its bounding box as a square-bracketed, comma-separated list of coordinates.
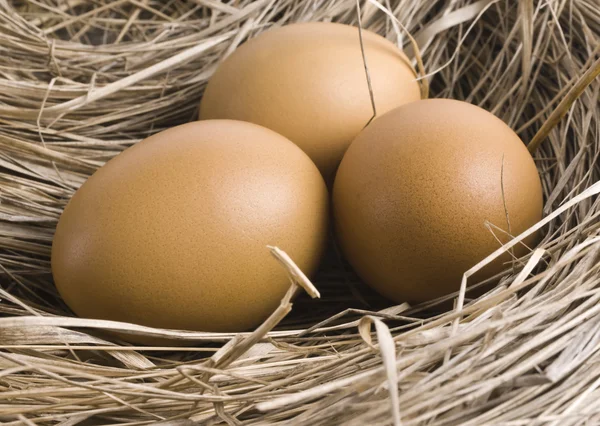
[0, 1, 599, 425]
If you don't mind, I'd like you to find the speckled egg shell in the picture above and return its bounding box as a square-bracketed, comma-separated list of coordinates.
[52, 120, 329, 332]
[199, 22, 421, 184]
[333, 99, 543, 302]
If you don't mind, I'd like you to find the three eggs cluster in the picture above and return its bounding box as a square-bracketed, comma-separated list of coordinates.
[51, 22, 543, 334]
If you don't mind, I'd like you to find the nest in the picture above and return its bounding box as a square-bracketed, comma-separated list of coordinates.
[1, 0, 599, 424]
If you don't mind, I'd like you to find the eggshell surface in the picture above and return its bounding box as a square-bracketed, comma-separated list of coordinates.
[333, 99, 543, 302]
[52, 120, 328, 333]
[199, 22, 421, 184]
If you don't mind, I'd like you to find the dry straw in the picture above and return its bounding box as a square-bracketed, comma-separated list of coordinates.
[0, 0, 599, 424]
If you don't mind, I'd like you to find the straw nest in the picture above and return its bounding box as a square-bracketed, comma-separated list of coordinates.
[1, 0, 599, 424]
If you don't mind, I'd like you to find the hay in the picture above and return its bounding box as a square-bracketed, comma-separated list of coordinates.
[0, 0, 599, 424]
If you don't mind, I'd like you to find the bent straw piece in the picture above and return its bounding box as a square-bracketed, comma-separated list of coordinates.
[267, 246, 320, 299]
[200, 247, 320, 373]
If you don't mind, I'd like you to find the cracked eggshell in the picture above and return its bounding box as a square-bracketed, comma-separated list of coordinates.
[333, 99, 543, 302]
[199, 22, 421, 184]
[52, 120, 329, 333]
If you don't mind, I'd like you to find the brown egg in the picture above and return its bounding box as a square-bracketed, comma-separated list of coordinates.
[52, 120, 328, 333]
[333, 99, 543, 302]
[199, 22, 421, 184]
